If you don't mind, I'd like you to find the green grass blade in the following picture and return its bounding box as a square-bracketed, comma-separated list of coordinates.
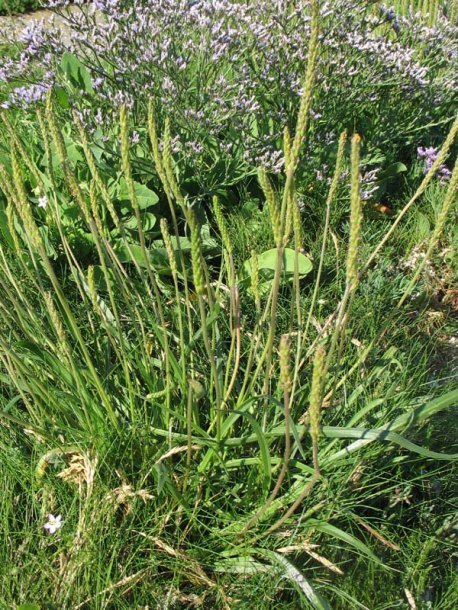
[260, 550, 334, 610]
[305, 521, 381, 564]
[323, 426, 458, 462]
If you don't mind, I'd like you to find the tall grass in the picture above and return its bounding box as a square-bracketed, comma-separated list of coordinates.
[0, 3, 457, 607]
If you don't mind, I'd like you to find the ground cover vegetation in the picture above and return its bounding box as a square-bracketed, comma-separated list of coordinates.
[0, 0, 457, 608]
[0, 0, 40, 16]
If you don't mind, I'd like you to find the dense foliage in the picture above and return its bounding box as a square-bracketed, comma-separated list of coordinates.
[0, 1, 457, 609]
[0, 0, 40, 15]
[2, 1, 457, 187]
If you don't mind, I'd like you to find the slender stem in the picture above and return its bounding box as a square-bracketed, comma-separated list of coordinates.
[240, 374, 291, 535]
[198, 294, 222, 440]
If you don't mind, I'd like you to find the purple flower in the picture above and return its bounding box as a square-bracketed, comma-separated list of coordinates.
[417, 144, 451, 180]
[92, 77, 105, 89]
[438, 165, 452, 181]
[417, 146, 426, 158]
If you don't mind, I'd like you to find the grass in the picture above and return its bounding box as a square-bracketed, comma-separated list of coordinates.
[0, 2, 457, 609]
[0, 101, 457, 608]
[1, 412, 456, 609]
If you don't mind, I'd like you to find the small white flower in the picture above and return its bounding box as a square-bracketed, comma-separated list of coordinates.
[38, 195, 48, 209]
[43, 513, 62, 534]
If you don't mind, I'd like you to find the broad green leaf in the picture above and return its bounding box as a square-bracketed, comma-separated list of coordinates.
[54, 86, 70, 109]
[244, 248, 313, 277]
[89, 265, 116, 292]
[18, 604, 41, 610]
[118, 179, 159, 210]
[114, 243, 170, 273]
[90, 143, 104, 162]
[362, 150, 386, 165]
[378, 162, 408, 178]
[249, 115, 260, 138]
[61, 52, 94, 94]
[61, 128, 84, 164]
[123, 212, 157, 232]
[154, 229, 218, 254]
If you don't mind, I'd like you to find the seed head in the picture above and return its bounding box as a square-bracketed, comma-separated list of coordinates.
[309, 345, 325, 443]
[279, 334, 292, 394]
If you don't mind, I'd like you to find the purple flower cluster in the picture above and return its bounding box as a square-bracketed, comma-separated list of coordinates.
[0, 0, 456, 176]
[417, 146, 452, 181]
[1, 83, 50, 108]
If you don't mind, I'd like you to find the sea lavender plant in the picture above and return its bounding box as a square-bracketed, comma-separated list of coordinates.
[0, 0, 456, 193]
[417, 145, 452, 180]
